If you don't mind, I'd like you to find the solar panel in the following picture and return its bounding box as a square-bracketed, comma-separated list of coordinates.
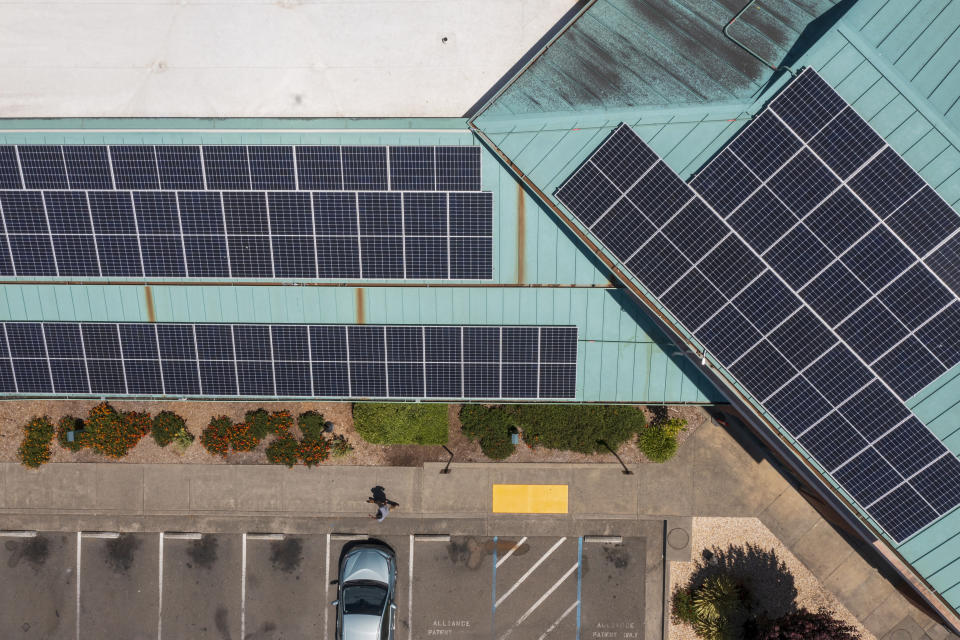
[553, 69, 960, 542]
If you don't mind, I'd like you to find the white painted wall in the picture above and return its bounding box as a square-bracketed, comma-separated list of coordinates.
[0, 0, 575, 118]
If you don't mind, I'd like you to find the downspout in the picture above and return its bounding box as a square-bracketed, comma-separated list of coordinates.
[723, 0, 796, 76]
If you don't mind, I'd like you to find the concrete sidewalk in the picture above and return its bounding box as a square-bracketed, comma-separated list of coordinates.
[0, 417, 956, 640]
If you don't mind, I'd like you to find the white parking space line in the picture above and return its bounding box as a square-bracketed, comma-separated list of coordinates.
[0, 530, 37, 537]
[516, 563, 578, 626]
[537, 601, 579, 640]
[164, 532, 202, 540]
[495, 537, 566, 608]
[75, 531, 81, 640]
[324, 533, 331, 640]
[496, 537, 528, 568]
[81, 531, 120, 539]
[240, 533, 247, 640]
[408, 534, 414, 640]
[157, 533, 164, 640]
[246, 533, 285, 541]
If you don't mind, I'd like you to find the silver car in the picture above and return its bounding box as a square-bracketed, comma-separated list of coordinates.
[333, 543, 397, 640]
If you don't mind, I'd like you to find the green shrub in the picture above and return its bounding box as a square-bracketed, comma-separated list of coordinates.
[659, 416, 687, 438]
[201, 416, 232, 457]
[268, 410, 294, 435]
[17, 416, 55, 468]
[172, 427, 195, 451]
[266, 435, 299, 467]
[298, 411, 326, 441]
[459, 405, 515, 460]
[228, 422, 259, 452]
[56, 415, 88, 452]
[353, 403, 448, 445]
[298, 436, 330, 467]
[151, 411, 186, 447]
[330, 434, 353, 458]
[691, 575, 748, 640]
[638, 425, 678, 462]
[754, 607, 861, 640]
[87, 403, 148, 459]
[245, 408, 271, 440]
[671, 585, 697, 625]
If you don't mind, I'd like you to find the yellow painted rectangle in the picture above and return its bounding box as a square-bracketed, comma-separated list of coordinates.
[492, 484, 568, 514]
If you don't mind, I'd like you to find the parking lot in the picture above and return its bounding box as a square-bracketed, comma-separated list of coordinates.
[1, 531, 650, 640]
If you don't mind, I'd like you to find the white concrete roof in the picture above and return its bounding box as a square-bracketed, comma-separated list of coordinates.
[0, 0, 575, 118]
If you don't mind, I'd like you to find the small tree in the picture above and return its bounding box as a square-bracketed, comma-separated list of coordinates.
[754, 608, 861, 640]
[298, 411, 326, 441]
[151, 411, 186, 447]
[17, 417, 55, 468]
[691, 575, 748, 640]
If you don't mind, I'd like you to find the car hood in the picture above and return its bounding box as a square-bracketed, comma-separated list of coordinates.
[343, 613, 382, 639]
[342, 548, 392, 584]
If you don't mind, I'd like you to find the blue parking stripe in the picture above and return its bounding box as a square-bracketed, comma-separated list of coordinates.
[576, 536, 583, 640]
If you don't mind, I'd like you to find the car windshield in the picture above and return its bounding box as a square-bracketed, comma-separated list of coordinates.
[343, 583, 387, 616]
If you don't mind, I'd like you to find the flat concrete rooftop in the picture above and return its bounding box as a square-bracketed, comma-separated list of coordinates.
[0, 0, 576, 118]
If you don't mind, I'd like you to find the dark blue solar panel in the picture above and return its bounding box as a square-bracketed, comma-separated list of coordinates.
[133, 191, 179, 234]
[156, 146, 204, 190]
[8, 235, 56, 275]
[555, 162, 621, 227]
[917, 303, 960, 367]
[81, 324, 121, 359]
[502, 327, 538, 362]
[348, 326, 385, 361]
[119, 324, 159, 359]
[696, 304, 762, 366]
[834, 448, 904, 506]
[436, 146, 481, 191]
[697, 236, 765, 297]
[310, 325, 348, 361]
[763, 224, 834, 289]
[426, 362, 462, 397]
[879, 265, 953, 330]
[449, 192, 493, 236]
[765, 375, 831, 437]
[0, 147, 22, 189]
[911, 454, 960, 514]
[927, 233, 960, 296]
[873, 337, 946, 400]
[44, 191, 91, 233]
[588, 124, 657, 192]
[228, 236, 272, 278]
[177, 191, 224, 234]
[874, 417, 945, 477]
[766, 148, 840, 217]
[464, 327, 499, 362]
[868, 484, 937, 542]
[729, 111, 802, 180]
[111, 146, 160, 190]
[88, 190, 136, 234]
[237, 360, 273, 395]
[464, 363, 499, 397]
[87, 359, 126, 394]
[886, 187, 960, 258]
[1, 191, 47, 233]
[405, 237, 447, 279]
[7, 323, 46, 358]
[661, 269, 727, 330]
[360, 236, 404, 278]
[313, 361, 350, 396]
[63, 146, 113, 189]
[627, 233, 692, 295]
[52, 235, 99, 276]
[729, 340, 797, 401]
[124, 360, 163, 395]
[838, 380, 911, 441]
[315, 236, 360, 278]
[849, 148, 926, 218]
[841, 227, 915, 292]
[540, 364, 576, 398]
[540, 327, 577, 363]
[18, 146, 68, 189]
[248, 146, 296, 190]
[836, 300, 909, 364]
[203, 146, 250, 190]
[592, 198, 655, 261]
[140, 235, 186, 277]
[768, 308, 837, 369]
[44, 323, 84, 358]
[387, 362, 424, 397]
[390, 147, 435, 191]
[0, 360, 15, 392]
[270, 325, 308, 361]
[449, 237, 492, 279]
[342, 146, 388, 190]
[195, 324, 233, 360]
[386, 326, 422, 362]
[403, 192, 446, 236]
[727, 187, 797, 254]
[625, 161, 694, 226]
[733, 271, 802, 333]
[769, 68, 847, 141]
[296, 146, 343, 190]
[183, 235, 229, 277]
[274, 361, 312, 396]
[804, 344, 873, 405]
[350, 361, 387, 397]
[803, 187, 876, 254]
[313, 192, 358, 235]
[156, 324, 196, 360]
[51, 359, 90, 394]
[689, 149, 760, 218]
[357, 192, 402, 235]
[233, 325, 270, 360]
[97, 235, 143, 276]
[798, 411, 868, 471]
[222, 192, 268, 235]
[198, 360, 236, 396]
[809, 107, 886, 179]
[799, 262, 871, 327]
[12, 358, 52, 392]
[424, 326, 461, 362]
[272, 236, 315, 278]
[268, 192, 312, 235]
[502, 363, 538, 398]
[662, 199, 728, 257]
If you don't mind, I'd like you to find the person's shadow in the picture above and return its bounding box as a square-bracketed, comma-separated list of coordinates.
[369, 486, 399, 506]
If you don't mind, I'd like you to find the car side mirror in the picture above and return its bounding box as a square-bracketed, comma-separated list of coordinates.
[331, 600, 339, 606]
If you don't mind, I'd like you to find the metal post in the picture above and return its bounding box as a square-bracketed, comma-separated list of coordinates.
[597, 440, 632, 475]
[440, 445, 454, 474]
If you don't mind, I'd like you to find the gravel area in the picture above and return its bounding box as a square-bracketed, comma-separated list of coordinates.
[669, 517, 874, 640]
[0, 400, 709, 467]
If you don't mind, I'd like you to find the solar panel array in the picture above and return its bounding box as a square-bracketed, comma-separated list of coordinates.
[0, 323, 577, 400]
[555, 68, 960, 542]
[0, 145, 492, 280]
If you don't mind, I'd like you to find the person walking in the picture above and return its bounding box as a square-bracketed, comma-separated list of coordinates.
[367, 486, 399, 522]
